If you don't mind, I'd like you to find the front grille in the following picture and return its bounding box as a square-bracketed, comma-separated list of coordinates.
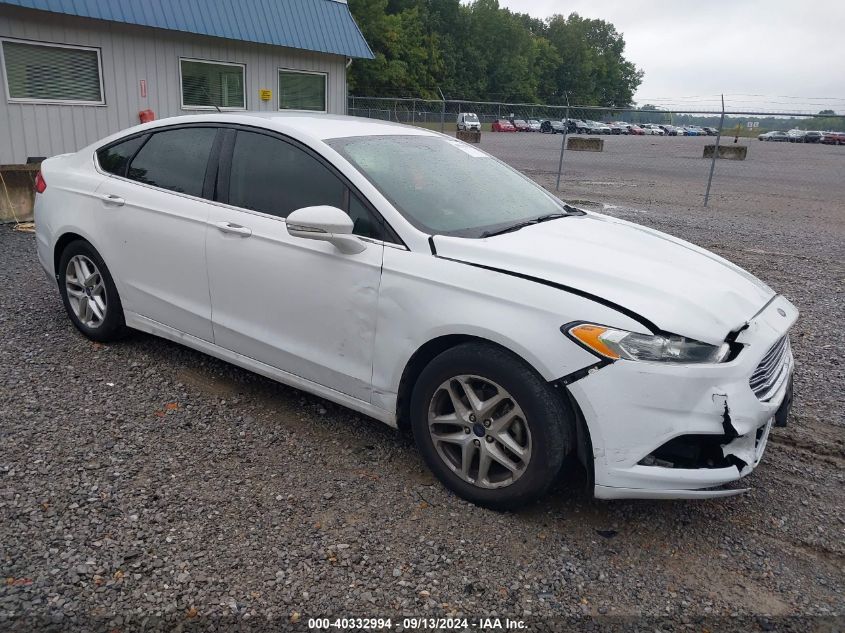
[749, 335, 792, 401]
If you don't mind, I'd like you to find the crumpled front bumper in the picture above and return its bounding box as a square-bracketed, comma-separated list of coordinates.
[567, 295, 798, 500]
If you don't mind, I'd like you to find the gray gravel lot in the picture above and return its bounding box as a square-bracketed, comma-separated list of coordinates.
[1, 136, 843, 631]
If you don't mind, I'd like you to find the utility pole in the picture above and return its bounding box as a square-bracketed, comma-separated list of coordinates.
[556, 93, 571, 191]
[437, 87, 446, 134]
[704, 94, 725, 207]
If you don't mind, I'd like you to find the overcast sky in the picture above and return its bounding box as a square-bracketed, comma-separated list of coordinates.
[497, 0, 845, 113]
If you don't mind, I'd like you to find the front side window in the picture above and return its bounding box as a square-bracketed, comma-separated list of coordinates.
[227, 130, 344, 217]
[278, 70, 326, 112]
[328, 135, 566, 237]
[348, 194, 384, 241]
[1, 39, 103, 104]
[226, 130, 388, 241]
[180, 59, 245, 109]
[127, 127, 217, 197]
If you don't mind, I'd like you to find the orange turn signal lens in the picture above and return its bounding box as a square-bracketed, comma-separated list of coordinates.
[568, 324, 620, 359]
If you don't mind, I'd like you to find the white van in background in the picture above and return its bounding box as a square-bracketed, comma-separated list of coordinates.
[457, 112, 481, 131]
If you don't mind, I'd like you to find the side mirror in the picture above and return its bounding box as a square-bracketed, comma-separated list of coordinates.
[285, 205, 366, 255]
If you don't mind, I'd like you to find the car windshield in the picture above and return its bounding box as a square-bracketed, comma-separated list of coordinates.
[464, 113, 479, 122]
[328, 134, 568, 237]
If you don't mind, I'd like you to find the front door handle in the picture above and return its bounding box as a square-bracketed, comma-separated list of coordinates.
[216, 221, 252, 237]
[100, 194, 125, 207]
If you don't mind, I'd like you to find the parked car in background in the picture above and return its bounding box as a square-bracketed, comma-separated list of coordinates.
[787, 129, 806, 143]
[687, 126, 707, 136]
[758, 131, 789, 142]
[561, 119, 578, 133]
[573, 119, 591, 134]
[492, 119, 516, 132]
[703, 127, 719, 136]
[609, 122, 629, 135]
[660, 125, 680, 136]
[510, 119, 531, 132]
[527, 119, 542, 132]
[627, 125, 646, 135]
[457, 112, 481, 132]
[540, 119, 565, 134]
[35, 112, 798, 507]
[821, 131, 845, 145]
[803, 131, 823, 143]
[641, 125, 664, 136]
[641, 124, 665, 135]
[586, 121, 611, 134]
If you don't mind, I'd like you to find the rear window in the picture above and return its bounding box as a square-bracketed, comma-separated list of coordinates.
[127, 127, 217, 197]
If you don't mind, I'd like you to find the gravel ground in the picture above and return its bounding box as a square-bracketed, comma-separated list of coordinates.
[1, 138, 843, 631]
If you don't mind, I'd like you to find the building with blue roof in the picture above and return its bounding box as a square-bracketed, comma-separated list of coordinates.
[0, 0, 373, 163]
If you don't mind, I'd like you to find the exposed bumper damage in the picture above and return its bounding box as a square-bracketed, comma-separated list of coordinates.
[567, 295, 798, 500]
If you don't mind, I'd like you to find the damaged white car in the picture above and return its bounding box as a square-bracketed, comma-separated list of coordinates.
[34, 114, 797, 509]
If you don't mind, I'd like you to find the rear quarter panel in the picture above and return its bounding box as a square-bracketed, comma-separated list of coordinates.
[34, 152, 107, 280]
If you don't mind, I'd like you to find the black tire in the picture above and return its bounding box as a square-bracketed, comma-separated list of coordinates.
[410, 342, 572, 510]
[57, 239, 128, 342]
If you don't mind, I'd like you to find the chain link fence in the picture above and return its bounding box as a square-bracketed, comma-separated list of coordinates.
[347, 96, 845, 216]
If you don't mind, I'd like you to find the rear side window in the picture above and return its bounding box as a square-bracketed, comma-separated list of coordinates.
[227, 130, 344, 217]
[127, 127, 217, 197]
[97, 135, 146, 177]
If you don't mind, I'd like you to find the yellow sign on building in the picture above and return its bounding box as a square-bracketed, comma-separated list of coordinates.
[259, 89, 272, 101]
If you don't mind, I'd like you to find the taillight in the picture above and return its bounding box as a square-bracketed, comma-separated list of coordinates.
[34, 171, 47, 194]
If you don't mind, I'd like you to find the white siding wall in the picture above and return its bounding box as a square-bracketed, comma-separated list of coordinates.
[0, 5, 348, 164]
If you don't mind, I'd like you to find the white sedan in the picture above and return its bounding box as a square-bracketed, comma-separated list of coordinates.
[34, 113, 797, 508]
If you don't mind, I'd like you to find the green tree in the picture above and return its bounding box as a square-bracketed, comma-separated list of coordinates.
[545, 13, 642, 106]
[347, 1, 643, 106]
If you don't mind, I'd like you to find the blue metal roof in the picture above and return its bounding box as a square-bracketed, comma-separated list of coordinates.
[0, 0, 374, 59]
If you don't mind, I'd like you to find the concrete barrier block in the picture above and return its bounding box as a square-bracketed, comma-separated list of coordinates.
[0, 164, 38, 224]
[567, 137, 604, 152]
[703, 145, 748, 160]
[456, 129, 481, 143]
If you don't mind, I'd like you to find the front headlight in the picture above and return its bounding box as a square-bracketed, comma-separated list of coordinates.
[566, 323, 730, 364]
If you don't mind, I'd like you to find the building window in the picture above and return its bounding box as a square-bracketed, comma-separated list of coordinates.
[180, 59, 245, 110]
[1, 38, 104, 104]
[278, 69, 326, 112]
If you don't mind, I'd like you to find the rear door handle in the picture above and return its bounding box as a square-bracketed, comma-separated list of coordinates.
[215, 221, 252, 237]
[100, 194, 125, 207]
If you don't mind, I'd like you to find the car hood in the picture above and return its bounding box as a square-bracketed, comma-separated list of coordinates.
[433, 213, 775, 345]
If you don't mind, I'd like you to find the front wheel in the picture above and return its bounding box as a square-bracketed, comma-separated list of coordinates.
[411, 343, 572, 510]
[58, 240, 128, 342]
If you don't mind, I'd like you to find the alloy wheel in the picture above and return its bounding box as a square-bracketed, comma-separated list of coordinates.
[427, 374, 532, 489]
[65, 255, 107, 328]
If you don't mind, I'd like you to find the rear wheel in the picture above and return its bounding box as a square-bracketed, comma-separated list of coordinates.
[410, 342, 572, 510]
[58, 240, 127, 342]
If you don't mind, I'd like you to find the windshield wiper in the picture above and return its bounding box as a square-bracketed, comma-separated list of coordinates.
[480, 212, 569, 238]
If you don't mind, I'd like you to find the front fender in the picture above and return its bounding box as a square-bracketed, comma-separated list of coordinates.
[371, 249, 646, 413]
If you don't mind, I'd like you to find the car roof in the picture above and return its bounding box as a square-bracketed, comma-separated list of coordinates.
[121, 112, 438, 142]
